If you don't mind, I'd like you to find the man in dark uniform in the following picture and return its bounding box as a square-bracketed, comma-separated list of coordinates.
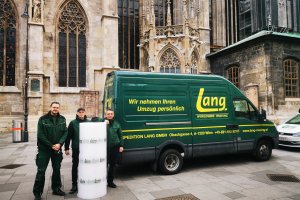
[105, 109, 124, 188]
[65, 107, 89, 194]
[33, 101, 68, 200]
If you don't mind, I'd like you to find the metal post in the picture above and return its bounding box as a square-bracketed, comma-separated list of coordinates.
[22, 3, 29, 142]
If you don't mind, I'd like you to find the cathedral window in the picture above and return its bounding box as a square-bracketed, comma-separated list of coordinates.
[284, 58, 299, 97]
[118, 0, 139, 69]
[58, 1, 86, 87]
[226, 65, 239, 88]
[160, 48, 180, 73]
[239, 0, 252, 40]
[155, 0, 173, 26]
[0, 0, 16, 86]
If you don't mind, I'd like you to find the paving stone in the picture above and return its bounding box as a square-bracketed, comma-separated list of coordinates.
[150, 188, 185, 199]
[154, 176, 188, 190]
[14, 181, 35, 195]
[0, 183, 19, 192]
[181, 184, 232, 200]
[0, 175, 12, 184]
[0, 191, 14, 200]
[134, 193, 155, 200]
[102, 185, 139, 200]
[238, 185, 297, 200]
[290, 194, 300, 200]
[12, 173, 26, 177]
[7, 174, 36, 184]
[148, 176, 164, 182]
[11, 193, 34, 200]
[223, 191, 246, 199]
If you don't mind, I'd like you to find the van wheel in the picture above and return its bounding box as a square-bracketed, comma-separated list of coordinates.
[158, 149, 183, 175]
[254, 140, 272, 161]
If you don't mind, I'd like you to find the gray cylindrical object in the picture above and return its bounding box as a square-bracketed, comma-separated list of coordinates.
[12, 120, 23, 143]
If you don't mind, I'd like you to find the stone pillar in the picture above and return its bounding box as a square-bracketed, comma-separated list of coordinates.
[28, 25, 43, 73]
[28, 0, 44, 117]
[198, 0, 210, 72]
[173, 0, 183, 25]
[211, 0, 226, 48]
[244, 84, 259, 108]
[148, 0, 156, 71]
[94, 66, 120, 117]
[278, 0, 287, 27]
[101, 0, 119, 67]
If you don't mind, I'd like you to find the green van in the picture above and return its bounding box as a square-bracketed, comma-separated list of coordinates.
[103, 71, 278, 174]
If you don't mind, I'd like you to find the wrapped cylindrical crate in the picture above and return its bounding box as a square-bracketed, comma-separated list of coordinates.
[77, 122, 107, 199]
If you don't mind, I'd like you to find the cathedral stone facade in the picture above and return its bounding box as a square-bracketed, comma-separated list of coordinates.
[139, 0, 210, 74]
[1, 0, 300, 134]
[0, 0, 119, 133]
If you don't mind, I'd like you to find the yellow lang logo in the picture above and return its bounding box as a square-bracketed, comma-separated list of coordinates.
[196, 88, 227, 112]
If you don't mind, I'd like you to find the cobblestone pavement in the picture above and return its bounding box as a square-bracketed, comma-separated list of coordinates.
[0, 132, 300, 200]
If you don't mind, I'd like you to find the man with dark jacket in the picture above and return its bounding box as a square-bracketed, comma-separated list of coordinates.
[33, 101, 68, 200]
[65, 107, 89, 194]
[105, 109, 124, 188]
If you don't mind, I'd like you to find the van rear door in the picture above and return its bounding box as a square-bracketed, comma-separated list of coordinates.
[189, 85, 236, 157]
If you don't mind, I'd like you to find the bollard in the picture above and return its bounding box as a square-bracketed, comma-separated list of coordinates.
[12, 120, 23, 143]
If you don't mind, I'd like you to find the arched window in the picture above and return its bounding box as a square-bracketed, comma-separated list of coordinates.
[0, 0, 16, 86]
[58, 1, 87, 87]
[284, 58, 299, 97]
[226, 65, 239, 88]
[159, 48, 180, 73]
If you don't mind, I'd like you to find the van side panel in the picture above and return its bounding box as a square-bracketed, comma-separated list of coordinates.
[189, 84, 236, 157]
[118, 77, 192, 163]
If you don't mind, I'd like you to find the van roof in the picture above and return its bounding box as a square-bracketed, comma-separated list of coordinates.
[110, 70, 226, 81]
[109, 70, 246, 97]
[107, 71, 247, 102]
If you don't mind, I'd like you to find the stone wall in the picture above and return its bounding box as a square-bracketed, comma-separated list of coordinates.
[210, 42, 268, 105]
[209, 35, 300, 115]
[0, 0, 118, 133]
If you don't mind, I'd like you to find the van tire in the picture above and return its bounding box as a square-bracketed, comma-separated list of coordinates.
[158, 149, 183, 175]
[254, 140, 272, 161]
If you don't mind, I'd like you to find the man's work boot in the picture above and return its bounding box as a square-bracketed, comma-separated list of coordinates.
[107, 182, 117, 188]
[69, 185, 78, 194]
[34, 193, 42, 200]
[52, 188, 66, 196]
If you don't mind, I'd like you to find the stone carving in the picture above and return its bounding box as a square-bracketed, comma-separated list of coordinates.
[32, 0, 41, 23]
[31, 79, 40, 92]
[190, 51, 198, 74]
[278, 0, 285, 7]
[80, 91, 99, 118]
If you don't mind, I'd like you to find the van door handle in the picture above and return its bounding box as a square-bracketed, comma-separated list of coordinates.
[226, 124, 239, 130]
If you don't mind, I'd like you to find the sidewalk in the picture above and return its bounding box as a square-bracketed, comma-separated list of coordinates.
[1, 132, 300, 200]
